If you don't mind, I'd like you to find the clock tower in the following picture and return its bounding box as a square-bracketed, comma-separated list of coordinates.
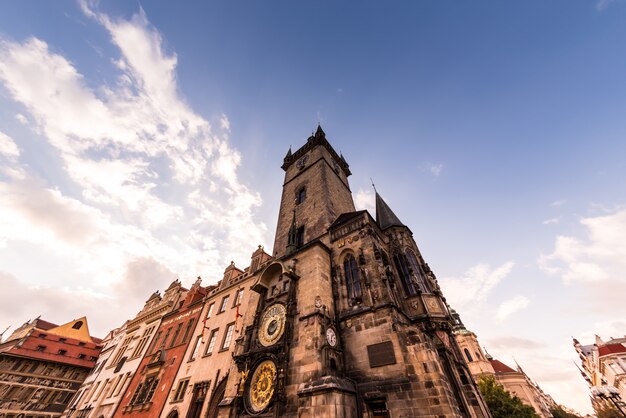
[219, 126, 490, 418]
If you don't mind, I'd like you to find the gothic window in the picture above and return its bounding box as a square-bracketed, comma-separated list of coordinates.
[393, 253, 418, 296]
[464, 348, 473, 362]
[406, 250, 429, 293]
[296, 186, 306, 204]
[296, 226, 305, 247]
[343, 254, 362, 303]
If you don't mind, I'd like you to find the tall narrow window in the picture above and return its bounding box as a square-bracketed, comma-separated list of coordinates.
[131, 326, 155, 358]
[343, 254, 362, 302]
[406, 251, 429, 293]
[296, 186, 306, 204]
[181, 318, 196, 344]
[169, 323, 183, 348]
[464, 348, 473, 363]
[394, 253, 418, 296]
[189, 336, 202, 361]
[204, 329, 218, 356]
[233, 288, 244, 307]
[219, 296, 230, 313]
[206, 303, 215, 319]
[296, 226, 305, 247]
[221, 323, 235, 350]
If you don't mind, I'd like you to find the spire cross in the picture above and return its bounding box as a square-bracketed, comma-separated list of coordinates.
[370, 178, 377, 193]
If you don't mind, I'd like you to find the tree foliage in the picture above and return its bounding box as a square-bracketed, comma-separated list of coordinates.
[477, 375, 539, 418]
[596, 403, 625, 418]
[550, 405, 581, 418]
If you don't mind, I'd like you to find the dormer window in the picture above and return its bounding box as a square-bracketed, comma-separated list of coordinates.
[296, 186, 306, 205]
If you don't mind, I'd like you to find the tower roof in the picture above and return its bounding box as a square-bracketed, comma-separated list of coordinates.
[375, 192, 405, 230]
[281, 125, 351, 175]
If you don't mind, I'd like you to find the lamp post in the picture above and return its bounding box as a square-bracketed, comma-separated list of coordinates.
[591, 386, 626, 417]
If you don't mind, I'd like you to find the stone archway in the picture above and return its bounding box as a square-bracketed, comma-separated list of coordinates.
[205, 375, 228, 418]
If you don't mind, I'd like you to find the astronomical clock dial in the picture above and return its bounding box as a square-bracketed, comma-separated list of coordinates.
[258, 303, 287, 347]
[247, 360, 277, 413]
[326, 328, 337, 347]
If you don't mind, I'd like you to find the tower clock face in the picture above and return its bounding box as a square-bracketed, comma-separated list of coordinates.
[296, 154, 309, 170]
[247, 360, 277, 413]
[326, 328, 337, 347]
[258, 303, 287, 347]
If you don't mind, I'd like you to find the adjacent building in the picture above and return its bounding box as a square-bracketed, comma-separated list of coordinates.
[0, 317, 101, 418]
[64, 280, 187, 418]
[574, 335, 626, 414]
[452, 310, 557, 417]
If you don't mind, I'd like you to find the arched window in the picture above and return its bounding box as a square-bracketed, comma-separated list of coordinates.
[343, 254, 362, 303]
[406, 251, 430, 293]
[72, 321, 83, 330]
[464, 348, 473, 362]
[393, 253, 418, 296]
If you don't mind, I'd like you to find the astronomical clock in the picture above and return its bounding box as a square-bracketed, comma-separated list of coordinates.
[234, 264, 298, 416]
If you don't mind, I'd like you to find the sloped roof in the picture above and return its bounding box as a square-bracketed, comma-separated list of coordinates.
[329, 210, 366, 229]
[599, 343, 626, 357]
[490, 359, 517, 374]
[375, 192, 405, 230]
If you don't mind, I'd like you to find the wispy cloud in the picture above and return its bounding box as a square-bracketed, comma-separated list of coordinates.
[0, 4, 267, 335]
[354, 188, 375, 214]
[543, 217, 559, 225]
[550, 199, 566, 207]
[439, 261, 515, 313]
[421, 162, 444, 177]
[495, 295, 529, 323]
[596, 0, 615, 11]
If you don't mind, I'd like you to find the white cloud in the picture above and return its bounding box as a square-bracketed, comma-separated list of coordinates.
[542, 217, 559, 225]
[0, 5, 268, 335]
[354, 188, 375, 214]
[540, 209, 626, 284]
[14, 113, 27, 124]
[0, 131, 20, 159]
[439, 261, 515, 312]
[421, 162, 443, 177]
[597, 0, 615, 11]
[550, 199, 566, 207]
[495, 295, 529, 323]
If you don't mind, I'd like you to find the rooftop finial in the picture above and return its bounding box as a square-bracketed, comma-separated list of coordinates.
[370, 178, 377, 193]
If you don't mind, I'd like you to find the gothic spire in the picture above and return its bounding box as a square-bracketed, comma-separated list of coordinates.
[375, 191, 405, 230]
[286, 208, 297, 255]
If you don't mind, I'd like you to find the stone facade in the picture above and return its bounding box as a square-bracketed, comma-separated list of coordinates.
[0, 317, 101, 418]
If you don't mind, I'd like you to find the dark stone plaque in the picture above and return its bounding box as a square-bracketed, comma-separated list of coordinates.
[367, 341, 396, 368]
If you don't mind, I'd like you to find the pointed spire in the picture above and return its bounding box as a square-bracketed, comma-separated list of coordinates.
[286, 209, 298, 255]
[375, 191, 405, 230]
[315, 124, 325, 138]
[284, 147, 292, 162]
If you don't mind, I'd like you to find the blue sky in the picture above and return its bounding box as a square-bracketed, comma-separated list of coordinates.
[2, 0, 626, 413]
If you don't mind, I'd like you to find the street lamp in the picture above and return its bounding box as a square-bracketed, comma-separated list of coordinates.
[591, 386, 626, 417]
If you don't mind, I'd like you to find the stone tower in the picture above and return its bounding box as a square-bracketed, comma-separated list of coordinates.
[220, 127, 490, 418]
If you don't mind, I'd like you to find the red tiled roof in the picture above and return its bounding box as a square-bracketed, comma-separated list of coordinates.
[490, 359, 517, 374]
[34, 319, 59, 330]
[599, 344, 626, 357]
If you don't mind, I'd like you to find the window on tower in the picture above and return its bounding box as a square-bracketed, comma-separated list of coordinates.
[406, 250, 430, 293]
[296, 226, 305, 247]
[393, 253, 418, 296]
[343, 254, 363, 303]
[296, 186, 306, 205]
